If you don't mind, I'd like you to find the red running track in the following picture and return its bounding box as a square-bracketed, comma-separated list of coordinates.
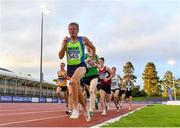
[0, 103, 145, 127]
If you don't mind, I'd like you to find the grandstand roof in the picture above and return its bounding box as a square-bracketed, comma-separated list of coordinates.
[0, 68, 56, 86]
[0, 68, 13, 72]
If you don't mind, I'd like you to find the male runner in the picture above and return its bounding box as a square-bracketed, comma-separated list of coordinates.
[59, 22, 96, 119]
[81, 43, 99, 119]
[56, 62, 68, 113]
[97, 57, 112, 115]
[123, 75, 134, 111]
[110, 67, 121, 111]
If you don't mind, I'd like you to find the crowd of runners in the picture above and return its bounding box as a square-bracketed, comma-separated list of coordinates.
[56, 22, 135, 121]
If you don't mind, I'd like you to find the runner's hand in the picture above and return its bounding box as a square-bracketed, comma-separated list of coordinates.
[103, 78, 109, 82]
[62, 36, 68, 48]
[89, 59, 95, 66]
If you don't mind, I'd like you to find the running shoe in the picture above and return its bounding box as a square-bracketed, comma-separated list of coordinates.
[101, 110, 106, 115]
[117, 105, 120, 112]
[107, 104, 110, 110]
[69, 109, 79, 119]
[66, 109, 72, 115]
[84, 111, 91, 122]
[89, 111, 94, 117]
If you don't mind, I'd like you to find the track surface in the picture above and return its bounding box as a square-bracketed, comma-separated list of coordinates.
[0, 103, 144, 127]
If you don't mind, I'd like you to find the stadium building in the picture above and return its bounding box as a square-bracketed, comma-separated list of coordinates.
[0, 68, 58, 102]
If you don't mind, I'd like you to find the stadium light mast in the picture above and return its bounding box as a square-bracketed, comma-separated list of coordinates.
[167, 59, 176, 101]
[173, 76, 176, 101]
[40, 4, 49, 97]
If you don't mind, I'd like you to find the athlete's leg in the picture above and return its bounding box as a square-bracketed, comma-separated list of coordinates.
[106, 93, 111, 110]
[67, 85, 73, 114]
[77, 81, 87, 112]
[109, 91, 114, 109]
[77, 81, 92, 121]
[113, 89, 120, 110]
[64, 89, 68, 109]
[56, 87, 61, 97]
[70, 67, 86, 118]
[89, 78, 98, 112]
[99, 89, 106, 115]
[110, 91, 113, 100]
[56, 87, 62, 103]
[81, 86, 86, 98]
[128, 95, 133, 110]
[120, 93, 125, 108]
[95, 89, 100, 110]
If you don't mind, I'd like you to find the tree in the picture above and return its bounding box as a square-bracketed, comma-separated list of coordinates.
[122, 61, 137, 81]
[161, 71, 174, 97]
[176, 78, 180, 96]
[142, 62, 159, 96]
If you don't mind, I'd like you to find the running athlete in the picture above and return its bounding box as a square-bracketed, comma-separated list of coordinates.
[110, 67, 121, 111]
[56, 62, 68, 113]
[81, 43, 99, 119]
[119, 78, 126, 108]
[97, 57, 113, 115]
[59, 22, 96, 120]
[123, 75, 134, 111]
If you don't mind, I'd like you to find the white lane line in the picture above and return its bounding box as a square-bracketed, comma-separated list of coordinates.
[0, 109, 65, 116]
[90, 105, 146, 128]
[0, 107, 63, 112]
[0, 114, 69, 126]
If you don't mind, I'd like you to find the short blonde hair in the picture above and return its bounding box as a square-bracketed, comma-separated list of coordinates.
[68, 22, 79, 31]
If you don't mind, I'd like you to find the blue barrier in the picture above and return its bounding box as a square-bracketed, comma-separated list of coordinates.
[39, 97, 46, 102]
[0, 96, 13, 102]
[13, 96, 24, 102]
[0, 95, 56, 103]
[23, 97, 32, 102]
[52, 97, 58, 103]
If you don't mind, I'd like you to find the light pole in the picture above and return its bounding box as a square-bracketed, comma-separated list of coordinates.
[167, 59, 176, 101]
[173, 76, 176, 101]
[40, 4, 49, 97]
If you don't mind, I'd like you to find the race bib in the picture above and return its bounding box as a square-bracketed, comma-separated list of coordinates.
[58, 77, 65, 83]
[99, 72, 105, 79]
[111, 81, 117, 86]
[68, 50, 80, 60]
[85, 58, 92, 68]
[126, 85, 131, 91]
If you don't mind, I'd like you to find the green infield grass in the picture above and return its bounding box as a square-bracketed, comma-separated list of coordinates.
[103, 104, 180, 127]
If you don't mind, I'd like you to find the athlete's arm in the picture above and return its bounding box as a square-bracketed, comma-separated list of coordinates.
[83, 37, 96, 60]
[95, 55, 100, 65]
[118, 74, 121, 87]
[94, 55, 100, 68]
[64, 70, 68, 79]
[56, 71, 60, 84]
[67, 76, 71, 80]
[85, 56, 91, 64]
[94, 63, 101, 69]
[105, 66, 113, 81]
[59, 36, 68, 59]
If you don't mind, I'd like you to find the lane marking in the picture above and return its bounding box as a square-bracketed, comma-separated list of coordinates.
[0, 114, 69, 126]
[0, 109, 66, 116]
[0, 111, 87, 126]
[0, 107, 63, 112]
[0, 104, 142, 127]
